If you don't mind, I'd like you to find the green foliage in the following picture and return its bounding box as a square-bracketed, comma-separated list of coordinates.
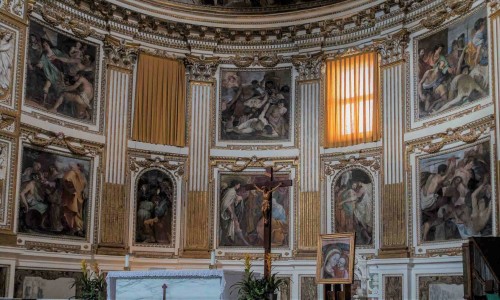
[74, 260, 107, 300]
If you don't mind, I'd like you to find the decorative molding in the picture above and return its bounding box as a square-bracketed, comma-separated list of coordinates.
[99, 183, 126, 246]
[491, 0, 500, 16]
[185, 54, 220, 82]
[103, 35, 139, 69]
[23, 240, 85, 253]
[0, 113, 15, 134]
[129, 156, 184, 177]
[374, 28, 410, 65]
[291, 52, 324, 81]
[324, 156, 381, 175]
[228, 53, 282, 68]
[421, 0, 474, 30]
[211, 156, 297, 173]
[32, 4, 95, 39]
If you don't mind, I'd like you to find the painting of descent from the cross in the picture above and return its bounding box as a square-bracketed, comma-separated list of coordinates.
[219, 68, 292, 142]
[18, 145, 92, 239]
[218, 172, 290, 248]
[415, 7, 489, 119]
[25, 19, 99, 122]
[316, 233, 355, 284]
[135, 169, 174, 245]
[418, 140, 492, 243]
[333, 168, 374, 246]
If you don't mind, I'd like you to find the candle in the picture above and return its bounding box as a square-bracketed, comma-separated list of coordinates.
[125, 254, 130, 268]
[210, 250, 216, 265]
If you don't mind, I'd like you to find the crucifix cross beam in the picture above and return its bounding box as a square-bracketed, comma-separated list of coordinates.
[241, 166, 292, 279]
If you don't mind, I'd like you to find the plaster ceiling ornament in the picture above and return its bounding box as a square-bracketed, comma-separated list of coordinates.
[185, 54, 220, 82]
[103, 35, 140, 69]
[291, 52, 324, 81]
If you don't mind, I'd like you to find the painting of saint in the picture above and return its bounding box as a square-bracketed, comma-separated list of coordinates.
[418, 140, 492, 242]
[218, 173, 290, 247]
[25, 20, 98, 121]
[135, 169, 174, 245]
[0, 28, 14, 99]
[219, 68, 292, 142]
[416, 8, 489, 118]
[333, 169, 373, 246]
[316, 233, 355, 284]
[17, 146, 91, 239]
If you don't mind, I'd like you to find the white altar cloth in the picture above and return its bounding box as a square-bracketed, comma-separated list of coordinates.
[106, 269, 245, 300]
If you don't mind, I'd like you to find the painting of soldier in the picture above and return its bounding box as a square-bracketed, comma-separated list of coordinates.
[419, 140, 492, 242]
[333, 168, 373, 246]
[25, 20, 98, 121]
[416, 8, 489, 118]
[18, 146, 91, 238]
[135, 169, 174, 244]
[218, 173, 290, 247]
[220, 68, 292, 142]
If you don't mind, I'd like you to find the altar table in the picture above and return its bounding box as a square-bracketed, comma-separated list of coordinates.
[106, 269, 245, 300]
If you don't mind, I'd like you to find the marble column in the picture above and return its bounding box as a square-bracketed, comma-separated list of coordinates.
[375, 29, 410, 258]
[490, 2, 500, 199]
[292, 53, 323, 256]
[98, 35, 138, 254]
[183, 55, 219, 257]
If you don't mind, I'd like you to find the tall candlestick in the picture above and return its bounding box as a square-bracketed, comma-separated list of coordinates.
[210, 250, 216, 266]
[125, 254, 130, 269]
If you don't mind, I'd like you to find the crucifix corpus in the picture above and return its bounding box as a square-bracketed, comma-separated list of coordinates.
[242, 166, 292, 279]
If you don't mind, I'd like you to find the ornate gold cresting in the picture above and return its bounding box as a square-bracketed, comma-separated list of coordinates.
[23, 131, 95, 156]
[421, 0, 474, 29]
[103, 35, 139, 70]
[185, 54, 220, 82]
[291, 52, 324, 81]
[31, 4, 95, 39]
[228, 53, 282, 68]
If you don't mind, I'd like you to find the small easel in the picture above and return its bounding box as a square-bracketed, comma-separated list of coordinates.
[324, 283, 351, 300]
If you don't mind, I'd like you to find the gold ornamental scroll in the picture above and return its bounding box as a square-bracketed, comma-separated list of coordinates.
[379, 182, 409, 258]
[183, 191, 210, 257]
[297, 191, 320, 256]
[98, 183, 127, 253]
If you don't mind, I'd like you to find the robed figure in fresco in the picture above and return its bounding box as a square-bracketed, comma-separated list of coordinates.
[61, 163, 87, 236]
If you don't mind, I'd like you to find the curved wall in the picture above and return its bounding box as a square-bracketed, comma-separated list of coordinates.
[0, 0, 497, 298]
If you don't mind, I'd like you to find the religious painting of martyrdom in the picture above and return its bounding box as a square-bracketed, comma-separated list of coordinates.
[333, 168, 373, 246]
[25, 19, 98, 121]
[218, 173, 290, 247]
[416, 7, 489, 119]
[135, 169, 174, 245]
[418, 140, 492, 243]
[17, 146, 91, 239]
[219, 68, 292, 142]
[316, 233, 355, 284]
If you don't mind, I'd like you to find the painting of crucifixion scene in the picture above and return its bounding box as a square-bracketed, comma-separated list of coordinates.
[219, 68, 292, 142]
[0, 26, 15, 101]
[418, 140, 492, 243]
[416, 8, 489, 119]
[333, 168, 374, 246]
[135, 169, 174, 245]
[17, 146, 91, 239]
[25, 20, 98, 121]
[316, 233, 355, 284]
[218, 172, 290, 247]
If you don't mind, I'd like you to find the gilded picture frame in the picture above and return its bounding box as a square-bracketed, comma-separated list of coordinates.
[316, 233, 355, 284]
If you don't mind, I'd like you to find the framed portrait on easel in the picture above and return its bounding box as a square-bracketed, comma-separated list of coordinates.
[316, 233, 355, 284]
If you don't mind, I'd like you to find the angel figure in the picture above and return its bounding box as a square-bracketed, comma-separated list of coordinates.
[0, 30, 14, 97]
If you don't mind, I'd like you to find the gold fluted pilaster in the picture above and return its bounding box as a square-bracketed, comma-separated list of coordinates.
[379, 183, 409, 258]
[98, 183, 127, 253]
[297, 192, 320, 256]
[183, 191, 210, 257]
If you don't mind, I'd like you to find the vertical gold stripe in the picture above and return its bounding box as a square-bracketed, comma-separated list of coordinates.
[100, 183, 126, 245]
[381, 183, 406, 247]
[185, 191, 210, 249]
[298, 192, 321, 250]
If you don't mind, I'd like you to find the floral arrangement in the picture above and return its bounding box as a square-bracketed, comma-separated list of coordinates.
[231, 254, 287, 300]
[74, 260, 107, 300]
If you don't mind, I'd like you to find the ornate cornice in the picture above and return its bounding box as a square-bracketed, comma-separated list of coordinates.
[420, 0, 474, 30]
[490, 0, 500, 16]
[129, 156, 184, 177]
[103, 35, 139, 69]
[374, 28, 410, 66]
[185, 54, 220, 82]
[32, 3, 95, 39]
[211, 156, 298, 173]
[227, 53, 283, 68]
[324, 156, 381, 176]
[291, 52, 324, 81]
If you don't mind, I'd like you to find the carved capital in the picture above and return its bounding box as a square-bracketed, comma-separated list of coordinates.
[185, 54, 220, 82]
[291, 52, 324, 81]
[374, 28, 409, 66]
[103, 35, 139, 69]
[490, 0, 500, 16]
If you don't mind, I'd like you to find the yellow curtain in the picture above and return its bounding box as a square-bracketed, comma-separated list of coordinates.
[132, 54, 186, 146]
[325, 52, 380, 148]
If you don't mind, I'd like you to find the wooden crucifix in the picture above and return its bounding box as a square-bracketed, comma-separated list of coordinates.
[242, 166, 292, 279]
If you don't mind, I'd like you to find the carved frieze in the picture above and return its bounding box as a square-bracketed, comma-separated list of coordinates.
[103, 35, 139, 69]
[291, 52, 324, 81]
[373, 28, 409, 66]
[211, 156, 297, 173]
[324, 156, 381, 176]
[31, 4, 95, 39]
[227, 53, 282, 68]
[185, 54, 220, 82]
[129, 156, 184, 177]
[421, 0, 474, 30]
